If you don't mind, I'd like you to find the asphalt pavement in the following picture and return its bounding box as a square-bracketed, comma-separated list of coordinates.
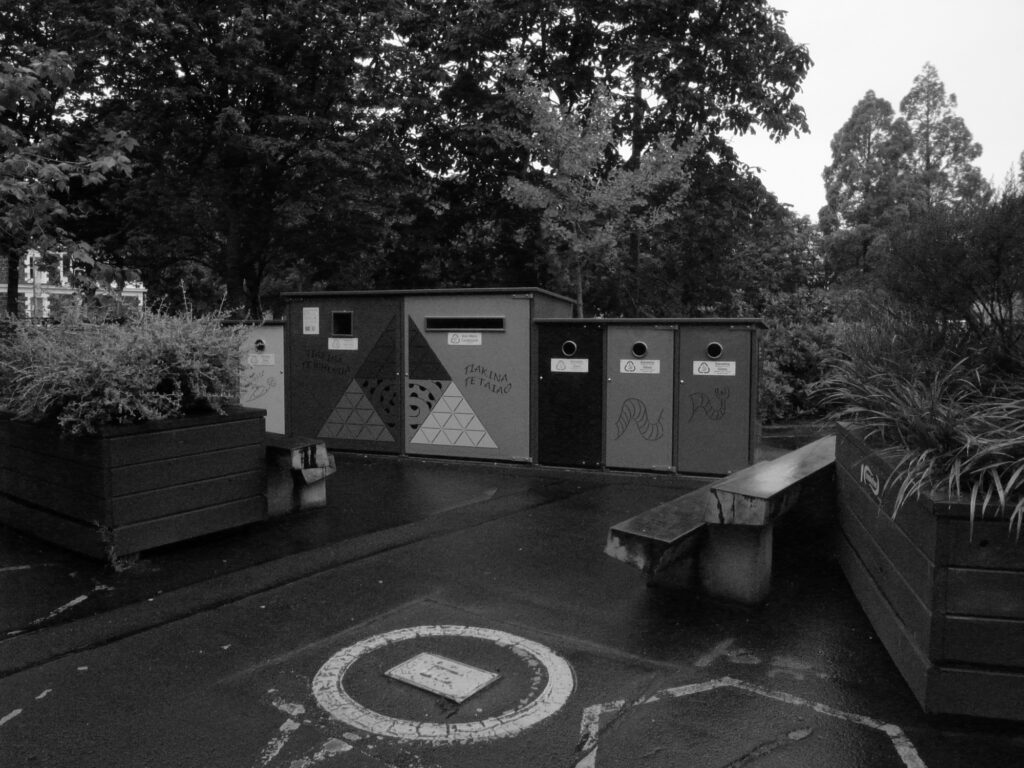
[2, 432, 1023, 768]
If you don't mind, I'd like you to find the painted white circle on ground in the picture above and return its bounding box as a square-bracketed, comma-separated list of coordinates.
[312, 624, 575, 744]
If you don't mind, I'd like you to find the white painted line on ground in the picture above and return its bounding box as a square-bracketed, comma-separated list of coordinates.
[312, 624, 575, 745]
[574, 676, 926, 768]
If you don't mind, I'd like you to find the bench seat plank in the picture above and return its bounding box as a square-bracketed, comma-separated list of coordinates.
[605, 488, 708, 576]
[706, 435, 836, 525]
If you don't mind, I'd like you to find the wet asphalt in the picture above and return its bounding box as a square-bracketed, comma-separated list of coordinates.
[2, 437, 1024, 768]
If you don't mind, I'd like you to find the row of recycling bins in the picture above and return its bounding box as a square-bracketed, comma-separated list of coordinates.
[243, 288, 763, 476]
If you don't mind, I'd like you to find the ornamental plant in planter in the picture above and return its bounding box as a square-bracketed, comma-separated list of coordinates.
[0, 303, 266, 563]
[819, 306, 1024, 722]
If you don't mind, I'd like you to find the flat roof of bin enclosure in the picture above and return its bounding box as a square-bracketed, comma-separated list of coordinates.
[532, 317, 767, 326]
[281, 287, 576, 301]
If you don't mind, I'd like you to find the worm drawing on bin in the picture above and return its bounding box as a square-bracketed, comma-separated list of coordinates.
[690, 387, 730, 421]
[614, 398, 665, 441]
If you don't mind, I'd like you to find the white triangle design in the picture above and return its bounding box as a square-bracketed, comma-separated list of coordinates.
[319, 381, 394, 442]
[410, 382, 497, 450]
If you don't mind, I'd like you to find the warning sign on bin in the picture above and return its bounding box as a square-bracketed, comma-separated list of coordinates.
[619, 359, 661, 374]
[551, 358, 589, 373]
[693, 360, 736, 376]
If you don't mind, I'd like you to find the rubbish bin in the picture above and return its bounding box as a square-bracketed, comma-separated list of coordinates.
[284, 293, 403, 452]
[605, 322, 676, 471]
[536, 321, 605, 468]
[676, 320, 763, 475]
[238, 321, 286, 434]
[404, 290, 572, 461]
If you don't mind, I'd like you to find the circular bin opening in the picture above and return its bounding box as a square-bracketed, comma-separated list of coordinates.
[706, 341, 723, 359]
[561, 340, 578, 357]
[631, 341, 648, 358]
[255, 338, 267, 353]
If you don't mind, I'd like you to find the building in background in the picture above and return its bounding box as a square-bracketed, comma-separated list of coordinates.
[0, 251, 146, 318]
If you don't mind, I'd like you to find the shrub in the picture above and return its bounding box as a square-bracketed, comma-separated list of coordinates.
[0, 302, 250, 435]
[817, 299, 1024, 534]
[734, 287, 837, 423]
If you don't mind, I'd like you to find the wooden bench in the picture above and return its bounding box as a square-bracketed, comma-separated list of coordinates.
[605, 435, 836, 604]
[265, 435, 337, 516]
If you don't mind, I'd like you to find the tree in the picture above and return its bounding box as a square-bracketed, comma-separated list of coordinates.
[1, 46, 134, 316]
[899, 63, 988, 212]
[83, 0, 429, 317]
[819, 91, 912, 279]
[498, 67, 692, 313]
[389, 0, 811, 312]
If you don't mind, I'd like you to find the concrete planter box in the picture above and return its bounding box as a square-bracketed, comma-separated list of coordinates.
[835, 423, 1024, 721]
[0, 407, 267, 561]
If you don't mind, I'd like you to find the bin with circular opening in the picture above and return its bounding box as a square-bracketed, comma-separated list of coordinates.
[536, 321, 605, 468]
[605, 323, 675, 471]
[676, 320, 764, 475]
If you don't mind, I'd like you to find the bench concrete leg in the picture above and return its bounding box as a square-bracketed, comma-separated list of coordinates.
[698, 524, 773, 605]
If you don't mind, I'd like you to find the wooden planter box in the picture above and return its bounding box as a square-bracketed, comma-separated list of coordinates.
[835, 424, 1024, 721]
[0, 407, 267, 561]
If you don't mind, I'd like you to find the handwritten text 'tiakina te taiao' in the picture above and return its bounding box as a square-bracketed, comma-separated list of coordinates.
[464, 364, 512, 394]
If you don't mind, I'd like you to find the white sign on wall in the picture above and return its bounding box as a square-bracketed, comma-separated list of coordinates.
[328, 337, 359, 351]
[551, 358, 589, 373]
[448, 332, 483, 346]
[302, 308, 320, 335]
[693, 360, 737, 376]
[619, 359, 661, 374]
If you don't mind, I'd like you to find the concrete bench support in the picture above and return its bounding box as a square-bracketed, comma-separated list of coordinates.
[265, 435, 337, 516]
[699, 435, 836, 604]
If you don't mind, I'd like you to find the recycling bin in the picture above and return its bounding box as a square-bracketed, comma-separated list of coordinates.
[284, 288, 574, 459]
[536, 321, 605, 468]
[238, 321, 286, 434]
[604, 322, 676, 471]
[404, 290, 572, 461]
[676, 320, 764, 475]
[284, 293, 403, 453]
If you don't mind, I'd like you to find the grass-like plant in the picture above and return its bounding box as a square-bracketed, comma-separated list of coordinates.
[0, 302, 250, 435]
[817, 303, 1024, 537]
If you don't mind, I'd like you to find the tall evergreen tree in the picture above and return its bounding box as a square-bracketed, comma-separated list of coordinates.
[899, 62, 988, 211]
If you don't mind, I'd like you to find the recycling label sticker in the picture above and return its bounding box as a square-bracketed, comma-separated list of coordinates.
[619, 359, 661, 374]
[551, 358, 589, 373]
[448, 332, 483, 346]
[693, 360, 736, 376]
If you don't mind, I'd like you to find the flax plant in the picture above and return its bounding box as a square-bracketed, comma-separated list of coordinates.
[818, 307, 1024, 537]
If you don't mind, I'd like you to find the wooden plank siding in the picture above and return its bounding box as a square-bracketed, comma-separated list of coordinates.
[0, 407, 267, 559]
[835, 424, 1024, 721]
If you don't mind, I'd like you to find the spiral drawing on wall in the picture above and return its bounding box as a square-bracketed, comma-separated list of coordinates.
[614, 397, 665, 442]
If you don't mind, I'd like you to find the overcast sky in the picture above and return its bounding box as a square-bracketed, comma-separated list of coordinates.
[730, 0, 1024, 219]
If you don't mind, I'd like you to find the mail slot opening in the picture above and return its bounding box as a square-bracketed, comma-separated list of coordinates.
[706, 341, 723, 359]
[331, 311, 353, 336]
[631, 341, 648, 358]
[425, 316, 506, 332]
[561, 340, 578, 357]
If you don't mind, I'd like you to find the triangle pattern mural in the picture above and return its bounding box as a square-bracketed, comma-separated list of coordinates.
[319, 381, 395, 442]
[357, 316, 398, 379]
[407, 319, 449, 380]
[410, 382, 497, 449]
